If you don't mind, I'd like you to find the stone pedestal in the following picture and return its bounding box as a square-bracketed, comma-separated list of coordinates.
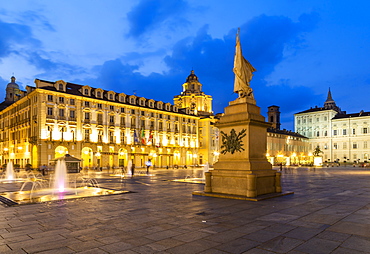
[201, 97, 281, 198]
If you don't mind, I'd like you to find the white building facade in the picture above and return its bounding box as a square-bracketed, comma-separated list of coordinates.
[295, 89, 370, 163]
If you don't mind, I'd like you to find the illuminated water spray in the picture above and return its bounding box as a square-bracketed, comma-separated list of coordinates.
[5, 161, 15, 181]
[53, 160, 69, 192]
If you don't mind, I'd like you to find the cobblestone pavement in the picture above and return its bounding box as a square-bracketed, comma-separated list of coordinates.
[0, 166, 370, 253]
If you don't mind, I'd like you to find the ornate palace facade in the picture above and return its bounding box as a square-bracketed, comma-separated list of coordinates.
[295, 89, 370, 163]
[0, 73, 215, 169]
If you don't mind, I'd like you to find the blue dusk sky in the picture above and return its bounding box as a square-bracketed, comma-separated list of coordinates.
[0, 0, 369, 130]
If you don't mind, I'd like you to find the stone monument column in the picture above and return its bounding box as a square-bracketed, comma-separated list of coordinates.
[195, 29, 285, 199]
[204, 96, 281, 198]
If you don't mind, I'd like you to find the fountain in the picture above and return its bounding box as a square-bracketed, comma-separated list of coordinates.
[203, 162, 209, 178]
[5, 161, 15, 181]
[171, 164, 209, 184]
[0, 161, 26, 183]
[53, 160, 69, 192]
[127, 160, 132, 176]
[0, 159, 129, 206]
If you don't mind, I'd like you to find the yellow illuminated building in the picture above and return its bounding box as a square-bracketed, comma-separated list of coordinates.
[0, 73, 311, 170]
[266, 106, 311, 166]
[174, 70, 220, 166]
[0, 76, 201, 169]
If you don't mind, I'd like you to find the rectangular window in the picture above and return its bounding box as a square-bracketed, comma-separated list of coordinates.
[109, 131, 114, 143]
[97, 114, 103, 123]
[70, 110, 75, 119]
[363, 128, 368, 134]
[120, 131, 125, 144]
[343, 129, 347, 135]
[48, 95, 53, 102]
[84, 101, 90, 107]
[110, 105, 114, 111]
[343, 142, 347, 149]
[121, 108, 125, 113]
[47, 107, 53, 116]
[364, 141, 368, 149]
[59, 108, 64, 117]
[353, 142, 357, 149]
[131, 109, 135, 114]
[110, 115, 114, 123]
[120, 116, 125, 126]
[98, 131, 103, 142]
[70, 99, 75, 105]
[333, 130, 337, 136]
[85, 112, 90, 120]
[333, 143, 338, 149]
[84, 129, 90, 141]
[353, 129, 356, 135]
[59, 97, 64, 103]
[98, 103, 102, 109]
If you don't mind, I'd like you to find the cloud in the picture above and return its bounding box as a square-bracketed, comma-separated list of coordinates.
[89, 59, 181, 103]
[0, 18, 87, 83]
[0, 19, 40, 58]
[20, 11, 55, 32]
[126, 0, 190, 38]
[236, 12, 320, 77]
[80, 12, 319, 130]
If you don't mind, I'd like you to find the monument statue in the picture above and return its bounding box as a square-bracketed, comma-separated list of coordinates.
[193, 28, 290, 200]
[233, 28, 256, 101]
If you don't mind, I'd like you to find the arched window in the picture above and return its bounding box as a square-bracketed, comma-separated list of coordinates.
[59, 84, 63, 90]
[97, 91, 101, 97]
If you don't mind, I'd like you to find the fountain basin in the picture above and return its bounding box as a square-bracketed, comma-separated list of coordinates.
[0, 187, 130, 206]
[172, 178, 205, 184]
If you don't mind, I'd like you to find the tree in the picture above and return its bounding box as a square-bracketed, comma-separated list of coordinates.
[313, 146, 323, 157]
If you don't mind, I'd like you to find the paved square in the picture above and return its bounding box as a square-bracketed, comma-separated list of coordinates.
[0, 166, 370, 253]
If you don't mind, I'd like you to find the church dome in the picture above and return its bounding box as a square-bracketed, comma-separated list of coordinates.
[186, 70, 199, 83]
[6, 76, 19, 90]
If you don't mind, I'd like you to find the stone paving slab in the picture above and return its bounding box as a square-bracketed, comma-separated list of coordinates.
[0, 166, 370, 253]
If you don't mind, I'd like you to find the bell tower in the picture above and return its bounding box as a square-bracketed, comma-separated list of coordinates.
[173, 70, 213, 116]
[267, 105, 281, 130]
